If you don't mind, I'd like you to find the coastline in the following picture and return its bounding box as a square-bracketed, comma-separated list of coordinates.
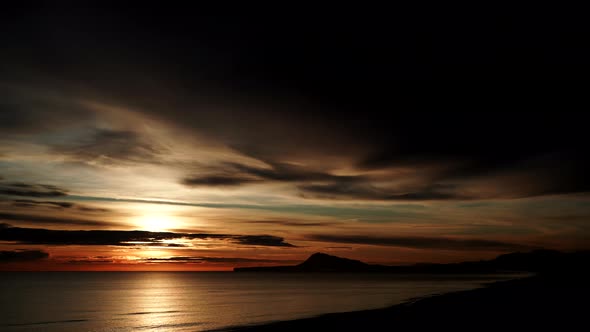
[214, 274, 589, 331]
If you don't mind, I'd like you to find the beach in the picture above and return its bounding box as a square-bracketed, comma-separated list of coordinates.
[218, 273, 589, 331]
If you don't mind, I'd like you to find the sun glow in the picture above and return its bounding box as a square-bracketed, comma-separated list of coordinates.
[137, 214, 177, 232]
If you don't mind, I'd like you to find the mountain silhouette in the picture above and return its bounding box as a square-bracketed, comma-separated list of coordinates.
[234, 252, 379, 272]
[297, 252, 372, 271]
[234, 250, 590, 273]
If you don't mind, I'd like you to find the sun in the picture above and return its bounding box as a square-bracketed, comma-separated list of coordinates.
[137, 214, 176, 232]
[126, 203, 194, 232]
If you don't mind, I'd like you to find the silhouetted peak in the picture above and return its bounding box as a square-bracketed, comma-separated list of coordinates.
[307, 252, 336, 261]
[236, 250, 590, 274]
[298, 252, 368, 270]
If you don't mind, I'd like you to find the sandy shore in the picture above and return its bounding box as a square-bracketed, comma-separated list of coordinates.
[215, 273, 589, 331]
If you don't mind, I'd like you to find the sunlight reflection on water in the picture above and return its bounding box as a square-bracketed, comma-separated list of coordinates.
[0, 272, 522, 331]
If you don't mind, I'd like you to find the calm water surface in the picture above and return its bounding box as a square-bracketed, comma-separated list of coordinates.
[0, 272, 521, 331]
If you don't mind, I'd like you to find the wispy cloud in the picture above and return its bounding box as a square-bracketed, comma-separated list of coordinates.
[298, 183, 464, 201]
[12, 199, 74, 209]
[306, 234, 536, 252]
[241, 219, 338, 227]
[141, 256, 294, 264]
[182, 175, 260, 187]
[67, 259, 114, 264]
[0, 224, 295, 248]
[0, 213, 118, 228]
[9, 199, 110, 212]
[181, 161, 360, 188]
[0, 182, 68, 198]
[50, 128, 166, 166]
[182, 153, 590, 202]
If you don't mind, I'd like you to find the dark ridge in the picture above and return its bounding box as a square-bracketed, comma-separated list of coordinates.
[297, 252, 370, 271]
[234, 250, 590, 274]
[234, 252, 375, 272]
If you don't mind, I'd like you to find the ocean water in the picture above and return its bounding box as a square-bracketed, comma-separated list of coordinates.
[0, 272, 520, 331]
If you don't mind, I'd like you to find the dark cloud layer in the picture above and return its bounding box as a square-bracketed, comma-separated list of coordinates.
[51, 128, 165, 165]
[186, 154, 590, 202]
[243, 220, 337, 227]
[0, 224, 294, 247]
[12, 199, 74, 209]
[227, 162, 346, 183]
[0, 249, 49, 262]
[1, 4, 589, 204]
[182, 175, 260, 187]
[307, 234, 536, 252]
[143, 256, 292, 264]
[0, 212, 117, 227]
[67, 259, 114, 264]
[9, 199, 110, 212]
[230, 235, 295, 247]
[0, 182, 68, 198]
[182, 162, 358, 188]
[298, 183, 463, 201]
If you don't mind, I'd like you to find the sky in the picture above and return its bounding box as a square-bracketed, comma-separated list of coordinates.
[1, 4, 589, 270]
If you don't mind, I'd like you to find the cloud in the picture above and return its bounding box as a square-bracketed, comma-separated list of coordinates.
[298, 182, 464, 201]
[142, 256, 292, 264]
[62, 255, 115, 264]
[0, 249, 49, 262]
[182, 160, 479, 202]
[182, 161, 361, 188]
[306, 234, 536, 252]
[66, 255, 115, 264]
[228, 162, 342, 182]
[0, 224, 295, 247]
[0, 182, 68, 198]
[176, 108, 588, 201]
[183, 161, 473, 201]
[4, 81, 587, 205]
[243, 219, 337, 227]
[50, 128, 165, 165]
[76, 206, 110, 213]
[298, 153, 590, 201]
[67, 259, 114, 264]
[0, 4, 587, 237]
[12, 199, 74, 209]
[231, 235, 295, 247]
[0, 212, 118, 227]
[8, 199, 110, 213]
[182, 175, 260, 187]
[182, 152, 590, 202]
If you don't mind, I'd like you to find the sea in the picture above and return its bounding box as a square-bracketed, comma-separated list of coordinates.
[0, 272, 522, 331]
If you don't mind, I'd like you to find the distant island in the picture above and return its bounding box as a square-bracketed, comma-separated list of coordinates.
[235, 250, 590, 274]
